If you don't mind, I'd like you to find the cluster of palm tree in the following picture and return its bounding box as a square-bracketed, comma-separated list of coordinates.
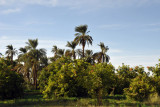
[51, 25, 110, 63]
[1, 24, 110, 89]
[3, 39, 47, 89]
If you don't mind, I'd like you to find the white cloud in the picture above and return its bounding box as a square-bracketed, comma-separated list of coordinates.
[1, 8, 21, 14]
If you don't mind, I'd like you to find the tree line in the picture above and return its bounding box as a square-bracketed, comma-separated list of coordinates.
[0, 25, 160, 105]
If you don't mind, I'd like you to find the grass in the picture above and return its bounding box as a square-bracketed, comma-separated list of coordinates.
[0, 91, 160, 107]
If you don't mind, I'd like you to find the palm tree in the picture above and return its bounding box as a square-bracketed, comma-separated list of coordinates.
[18, 47, 27, 61]
[18, 47, 31, 82]
[93, 42, 110, 63]
[0, 53, 2, 57]
[76, 49, 83, 59]
[85, 49, 93, 57]
[85, 50, 93, 64]
[65, 49, 72, 58]
[5, 45, 17, 63]
[74, 25, 93, 58]
[57, 49, 65, 57]
[26, 39, 47, 89]
[66, 41, 77, 60]
[51, 45, 58, 57]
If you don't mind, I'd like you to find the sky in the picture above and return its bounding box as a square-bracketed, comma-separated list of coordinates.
[0, 0, 160, 69]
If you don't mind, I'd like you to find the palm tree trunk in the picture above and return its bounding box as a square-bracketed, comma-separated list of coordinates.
[35, 65, 38, 90]
[82, 40, 85, 58]
[32, 64, 37, 89]
[73, 51, 76, 60]
[102, 54, 105, 63]
[11, 53, 13, 64]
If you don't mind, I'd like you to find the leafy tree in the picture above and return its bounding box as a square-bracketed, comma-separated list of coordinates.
[148, 60, 160, 95]
[124, 66, 155, 101]
[74, 25, 93, 58]
[0, 58, 24, 99]
[85, 63, 115, 105]
[41, 58, 89, 98]
[115, 64, 137, 94]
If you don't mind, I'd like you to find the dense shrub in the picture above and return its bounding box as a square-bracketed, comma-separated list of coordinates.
[39, 57, 115, 106]
[41, 59, 90, 98]
[0, 58, 24, 99]
[115, 64, 137, 94]
[124, 66, 155, 101]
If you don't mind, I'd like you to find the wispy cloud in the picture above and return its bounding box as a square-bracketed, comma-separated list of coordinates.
[147, 23, 160, 26]
[145, 23, 160, 32]
[0, 0, 160, 8]
[98, 24, 123, 30]
[1, 8, 21, 14]
[24, 21, 55, 26]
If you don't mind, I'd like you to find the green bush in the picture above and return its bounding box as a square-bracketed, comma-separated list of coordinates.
[41, 59, 89, 98]
[124, 66, 155, 101]
[0, 58, 24, 99]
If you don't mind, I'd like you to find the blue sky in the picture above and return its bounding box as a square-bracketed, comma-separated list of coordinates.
[0, 0, 160, 69]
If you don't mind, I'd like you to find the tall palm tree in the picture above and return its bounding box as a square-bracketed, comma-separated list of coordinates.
[66, 41, 77, 60]
[5, 45, 17, 63]
[93, 42, 110, 63]
[74, 25, 93, 58]
[26, 39, 47, 89]
[99, 42, 109, 63]
[18, 47, 31, 82]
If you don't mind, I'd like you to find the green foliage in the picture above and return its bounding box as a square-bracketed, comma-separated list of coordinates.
[148, 61, 160, 95]
[124, 66, 155, 101]
[85, 63, 115, 96]
[41, 59, 89, 98]
[115, 64, 137, 94]
[39, 58, 116, 106]
[0, 58, 24, 99]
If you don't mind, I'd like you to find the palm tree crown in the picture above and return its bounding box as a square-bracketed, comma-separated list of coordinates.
[97, 42, 110, 63]
[5, 44, 17, 62]
[74, 25, 93, 58]
[66, 41, 77, 59]
[51, 45, 58, 57]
